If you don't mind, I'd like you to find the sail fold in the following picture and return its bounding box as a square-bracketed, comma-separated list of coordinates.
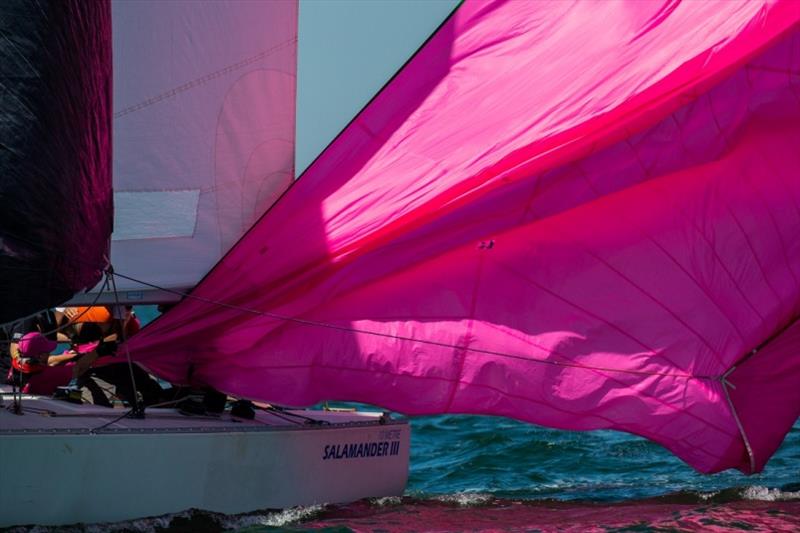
[130, 0, 800, 473]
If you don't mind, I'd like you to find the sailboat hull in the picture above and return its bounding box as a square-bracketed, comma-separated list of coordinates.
[0, 392, 409, 527]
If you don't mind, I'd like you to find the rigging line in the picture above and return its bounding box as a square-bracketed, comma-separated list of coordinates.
[90, 408, 135, 433]
[112, 270, 715, 381]
[730, 312, 800, 371]
[144, 397, 192, 409]
[25, 277, 111, 342]
[0, 287, 112, 411]
[0, 277, 109, 334]
[107, 267, 142, 417]
[720, 368, 757, 473]
[3, 280, 115, 414]
[262, 409, 305, 426]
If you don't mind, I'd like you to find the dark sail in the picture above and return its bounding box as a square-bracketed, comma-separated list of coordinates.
[0, 0, 112, 323]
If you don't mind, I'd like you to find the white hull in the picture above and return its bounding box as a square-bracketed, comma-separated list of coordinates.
[0, 391, 409, 527]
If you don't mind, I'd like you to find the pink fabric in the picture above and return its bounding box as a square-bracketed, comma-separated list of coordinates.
[130, 1, 800, 473]
[728, 318, 800, 472]
[18, 333, 57, 356]
[24, 356, 118, 396]
[74, 341, 100, 354]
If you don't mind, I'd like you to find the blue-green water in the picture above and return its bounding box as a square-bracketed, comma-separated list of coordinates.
[408, 415, 800, 502]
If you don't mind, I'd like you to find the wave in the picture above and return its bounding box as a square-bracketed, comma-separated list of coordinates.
[7, 486, 800, 532]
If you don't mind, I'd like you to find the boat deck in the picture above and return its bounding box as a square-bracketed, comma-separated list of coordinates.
[0, 387, 409, 526]
[0, 386, 393, 434]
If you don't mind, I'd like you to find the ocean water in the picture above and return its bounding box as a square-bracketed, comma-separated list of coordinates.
[227, 416, 800, 531]
[18, 415, 797, 532]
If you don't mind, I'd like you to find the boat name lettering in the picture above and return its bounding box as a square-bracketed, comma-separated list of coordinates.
[323, 440, 401, 460]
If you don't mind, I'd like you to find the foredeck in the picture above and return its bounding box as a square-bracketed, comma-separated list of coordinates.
[0, 385, 395, 434]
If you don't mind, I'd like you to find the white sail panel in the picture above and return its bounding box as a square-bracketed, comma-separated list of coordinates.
[107, 0, 298, 299]
[113, 191, 200, 240]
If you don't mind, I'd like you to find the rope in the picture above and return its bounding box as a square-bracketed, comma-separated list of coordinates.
[107, 267, 143, 417]
[90, 408, 135, 433]
[9, 366, 21, 415]
[144, 397, 191, 409]
[111, 270, 715, 381]
[720, 366, 757, 473]
[0, 278, 109, 345]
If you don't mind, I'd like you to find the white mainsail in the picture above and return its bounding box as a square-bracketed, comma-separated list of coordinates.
[73, 0, 456, 304]
[106, 0, 298, 301]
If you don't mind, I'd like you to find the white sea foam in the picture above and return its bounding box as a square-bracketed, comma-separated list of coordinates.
[436, 492, 492, 506]
[742, 486, 800, 501]
[222, 505, 325, 529]
[6, 506, 325, 533]
[54, 505, 324, 532]
[372, 496, 403, 506]
[83, 510, 197, 532]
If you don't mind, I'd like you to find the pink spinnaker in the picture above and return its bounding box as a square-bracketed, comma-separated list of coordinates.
[130, 0, 800, 473]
